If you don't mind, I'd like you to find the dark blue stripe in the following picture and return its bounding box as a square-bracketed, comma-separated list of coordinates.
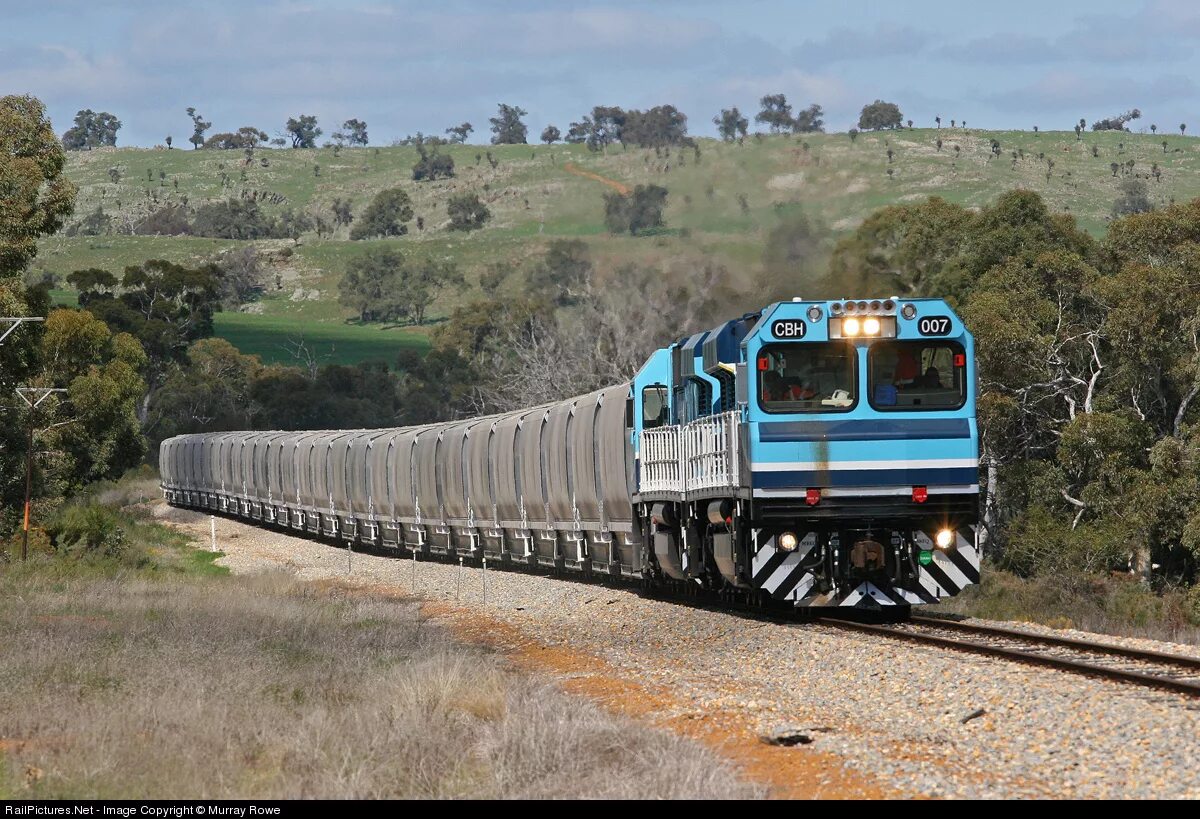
[759, 418, 971, 443]
[753, 467, 979, 489]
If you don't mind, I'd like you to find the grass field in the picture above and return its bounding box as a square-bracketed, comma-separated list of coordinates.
[0, 485, 760, 799]
[212, 311, 430, 367]
[42, 128, 1200, 365]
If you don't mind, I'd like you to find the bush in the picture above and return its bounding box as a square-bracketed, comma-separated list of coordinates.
[446, 193, 490, 231]
[603, 185, 668, 235]
[134, 204, 192, 236]
[350, 187, 414, 240]
[48, 504, 126, 558]
[412, 151, 454, 181]
[191, 199, 277, 240]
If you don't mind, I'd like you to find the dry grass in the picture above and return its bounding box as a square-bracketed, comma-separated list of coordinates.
[944, 569, 1200, 646]
[0, 569, 761, 799]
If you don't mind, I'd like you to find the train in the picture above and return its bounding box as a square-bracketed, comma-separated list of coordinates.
[160, 297, 980, 611]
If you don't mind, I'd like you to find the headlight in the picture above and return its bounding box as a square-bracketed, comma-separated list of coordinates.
[778, 532, 799, 552]
[863, 317, 881, 336]
[842, 317, 860, 337]
[935, 528, 955, 549]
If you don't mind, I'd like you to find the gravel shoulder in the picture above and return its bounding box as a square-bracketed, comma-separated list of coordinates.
[156, 502, 1200, 799]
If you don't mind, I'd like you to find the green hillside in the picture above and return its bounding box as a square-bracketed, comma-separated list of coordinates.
[40, 129, 1200, 366]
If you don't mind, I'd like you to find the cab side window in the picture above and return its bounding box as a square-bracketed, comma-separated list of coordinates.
[642, 385, 668, 429]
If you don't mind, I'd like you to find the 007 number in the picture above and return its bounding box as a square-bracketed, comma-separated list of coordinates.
[917, 316, 952, 336]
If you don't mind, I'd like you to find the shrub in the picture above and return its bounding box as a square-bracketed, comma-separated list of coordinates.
[49, 504, 126, 558]
[412, 151, 454, 181]
[134, 204, 192, 236]
[350, 187, 414, 240]
[603, 185, 668, 235]
[446, 193, 490, 231]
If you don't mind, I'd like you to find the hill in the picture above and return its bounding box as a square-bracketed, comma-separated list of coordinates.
[39, 128, 1200, 366]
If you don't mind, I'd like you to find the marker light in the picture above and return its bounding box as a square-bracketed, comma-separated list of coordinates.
[863, 317, 881, 336]
[778, 532, 799, 552]
[807, 306, 823, 322]
[901, 304, 918, 320]
[843, 317, 861, 336]
[935, 528, 955, 549]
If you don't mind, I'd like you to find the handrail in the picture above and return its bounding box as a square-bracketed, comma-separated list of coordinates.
[638, 411, 741, 495]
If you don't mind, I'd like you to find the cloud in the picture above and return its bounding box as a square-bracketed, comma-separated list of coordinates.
[792, 23, 932, 66]
[986, 70, 1198, 114]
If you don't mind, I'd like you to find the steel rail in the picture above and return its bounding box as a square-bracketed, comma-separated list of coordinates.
[819, 616, 1200, 698]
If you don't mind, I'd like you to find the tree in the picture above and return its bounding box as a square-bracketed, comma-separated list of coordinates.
[1112, 179, 1154, 217]
[755, 94, 794, 133]
[338, 247, 462, 324]
[1183, 123, 1188, 136]
[793, 104, 825, 134]
[445, 122, 473, 144]
[1092, 109, 1141, 131]
[0, 95, 77, 277]
[70, 259, 221, 398]
[212, 246, 265, 306]
[65, 207, 113, 237]
[191, 200, 278, 240]
[446, 193, 491, 231]
[61, 109, 121, 150]
[858, 100, 904, 131]
[203, 127, 268, 150]
[622, 105, 688, 148]
[135, 204, 192, 236]
[285, 114, 322, 148]
[185, 107, 211, 149]
[489, 103, 528, 144]
[540, 125, 561, 144]
[526, 239, 592, 306]
[341, 118, 369, 146]
[411, 140, 455, 181]
[349, 187, 414, 239]
[567, 106, 628, 151]
[331, 199, 353, 228]
[714, 108, 749, 142]
[603, 184, 668, 235]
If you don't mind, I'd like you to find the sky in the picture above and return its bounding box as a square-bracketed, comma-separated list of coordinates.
[2, 0, 1198, 146]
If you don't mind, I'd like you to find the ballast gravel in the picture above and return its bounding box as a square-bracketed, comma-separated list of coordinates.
[158, 503, 1200, 799]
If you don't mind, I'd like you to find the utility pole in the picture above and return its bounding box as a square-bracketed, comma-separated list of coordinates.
[15, 387, 65, 561]
[0, 316, 44, 346]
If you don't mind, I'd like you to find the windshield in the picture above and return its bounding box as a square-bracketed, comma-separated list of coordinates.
[869, 341, 966, 410]
[757, 343, 856, 413]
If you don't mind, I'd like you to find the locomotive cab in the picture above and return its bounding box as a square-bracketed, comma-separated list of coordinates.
[744, 298, 980, 607]
[631, 297, 980, 609]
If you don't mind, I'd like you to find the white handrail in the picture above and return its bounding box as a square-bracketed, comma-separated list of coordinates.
[639, 411, 740, 495]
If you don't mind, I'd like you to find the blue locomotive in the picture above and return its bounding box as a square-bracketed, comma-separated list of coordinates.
[633, 296, 979, 608]
[160, 297, 980, 611]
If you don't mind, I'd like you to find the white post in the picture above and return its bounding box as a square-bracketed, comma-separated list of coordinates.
[411, 545, 417, 592]
[347, 536, 352, 574]
[457, 556, 463, 601]
[482, 557, 487, 605]
[210, 516, 217, 552]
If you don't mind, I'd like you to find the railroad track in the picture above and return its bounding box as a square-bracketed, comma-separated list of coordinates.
[201, 509, 1200, 698]
[818, 615, 1200, 697]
